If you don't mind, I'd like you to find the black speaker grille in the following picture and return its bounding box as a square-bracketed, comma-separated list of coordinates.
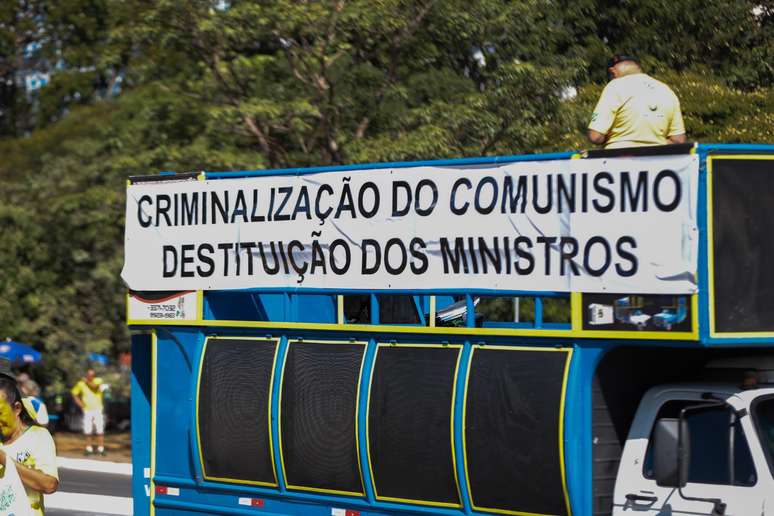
[712, 158, 774, 332]
[198, 337, 278, 485]
[280, 340, 365, 495]
[368, 345, 461, 506]
[465, 347, 570, 516]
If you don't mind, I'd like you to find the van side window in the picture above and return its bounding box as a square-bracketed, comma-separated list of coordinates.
[644, 400, 757, 486]
[753, 397, 774, 478]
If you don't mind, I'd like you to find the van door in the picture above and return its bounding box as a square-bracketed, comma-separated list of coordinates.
[612, 397, 767, 516]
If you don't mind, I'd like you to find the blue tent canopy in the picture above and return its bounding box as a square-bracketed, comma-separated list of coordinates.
[0, 340, 42, 366]
[88, 352, 109, 365]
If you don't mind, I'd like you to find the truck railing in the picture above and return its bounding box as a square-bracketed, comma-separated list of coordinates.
[126, 143, 774, 345]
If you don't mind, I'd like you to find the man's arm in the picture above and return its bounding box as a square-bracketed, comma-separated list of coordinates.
[13, 459, 59, 494]
[666, 93, 687, 145]
[587, 129, 607, 145]
[587, 83, 618, 147]
[71, 383, 84, 411]
[72, 393, 84, 411]
[667, 133, 686, 144]
[0, 450, 59, 494]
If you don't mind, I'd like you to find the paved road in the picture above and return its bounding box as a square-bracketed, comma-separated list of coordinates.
[45, 466, 133, 516]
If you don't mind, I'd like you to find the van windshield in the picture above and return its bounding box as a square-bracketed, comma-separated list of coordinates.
[755, 397, 774, 477]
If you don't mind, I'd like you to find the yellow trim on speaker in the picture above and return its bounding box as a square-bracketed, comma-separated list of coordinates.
[469, 508, 565, 516]
[461, 347, 474, 514]
[194, 337, 208, 486]
[707, 155, 717, 336]
[364, 346, 378, 500]
[708, 330, 774, 338]
[126, 317, 695, 341]
[429, 296, 437, 327]
[559, 347, 574, 516]
[707, 154, 774, 337]
[277, 338, 368, 497]
[449, 346, 464, 505]
[690, 294, 699, 336]
[365, 343, 464, 509]
[337, 295, 345, 325]
[195, 336, 280, 487]
[462, 344, 573, 516]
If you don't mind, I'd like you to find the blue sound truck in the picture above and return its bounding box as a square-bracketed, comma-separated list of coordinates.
[126, 143, 774, 516]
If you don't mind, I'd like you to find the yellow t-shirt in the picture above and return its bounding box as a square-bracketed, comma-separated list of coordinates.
[588, 73, 685, 149]
[1, 425, 59, 516]
[71, 378, 105, 412]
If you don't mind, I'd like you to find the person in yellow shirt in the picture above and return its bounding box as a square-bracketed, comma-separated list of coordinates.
[0, 373, 59, 516]
[587, 55, 686, 149]
[71, 369, 108, 456]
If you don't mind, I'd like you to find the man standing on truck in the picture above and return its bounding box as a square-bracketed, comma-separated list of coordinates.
[587, 55, 686, 149]
[71, 369, 107, 456]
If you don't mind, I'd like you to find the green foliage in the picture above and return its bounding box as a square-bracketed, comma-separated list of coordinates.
[595, 0, 773, 88]
[670, 70, 774, 143]
[0, 0, 116, 135]
[0, 0, 772, 391]
[113, 0, 583, 166]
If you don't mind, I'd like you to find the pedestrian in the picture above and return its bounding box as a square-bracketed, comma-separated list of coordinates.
[0, 373, 59, 515]
[587, 55, 686, 149]
[17, 372, 49, 426]
[70, 369, 108, 456]
[16, 373, 40, 398]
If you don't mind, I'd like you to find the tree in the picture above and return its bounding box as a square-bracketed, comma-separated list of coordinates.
[119, 0, 580, 168]
[0, 0, 773, 391]
[0, 0, 116, 136]
[594, 0, 773, 88]
[0, 1, 45, 135]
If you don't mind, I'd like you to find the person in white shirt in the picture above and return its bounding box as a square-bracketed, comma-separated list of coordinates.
[0, 373, 58, 515]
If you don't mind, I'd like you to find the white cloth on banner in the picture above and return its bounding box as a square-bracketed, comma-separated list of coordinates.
[122, 155, 700, 294]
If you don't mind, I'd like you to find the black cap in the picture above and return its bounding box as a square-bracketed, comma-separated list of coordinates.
[607, 54, 639, 68]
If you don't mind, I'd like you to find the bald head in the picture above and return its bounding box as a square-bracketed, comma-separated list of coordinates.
[609, 59, 641, 79]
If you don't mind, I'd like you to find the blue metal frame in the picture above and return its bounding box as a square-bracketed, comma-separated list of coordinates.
[130, 333, 153, 516]
[697, 148, 711, 342]
[132, 144, 774, 516]
[204, 151, 577, 180]
[453, 343, 474, 515]
[358, 339, 378, 503]
[148, 328, 586, 516]
[695, 143, 774, 345]
[272, 336, 289, 493]
[698, 143, 774, 153]
[188, 143, 774, 344]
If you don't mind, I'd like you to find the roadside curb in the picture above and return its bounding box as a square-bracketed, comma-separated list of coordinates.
[46, 491, 133, 515]
[58, 456, 132, 475]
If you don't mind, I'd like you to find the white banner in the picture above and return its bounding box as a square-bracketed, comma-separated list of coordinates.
[122, 155, 699, 294]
